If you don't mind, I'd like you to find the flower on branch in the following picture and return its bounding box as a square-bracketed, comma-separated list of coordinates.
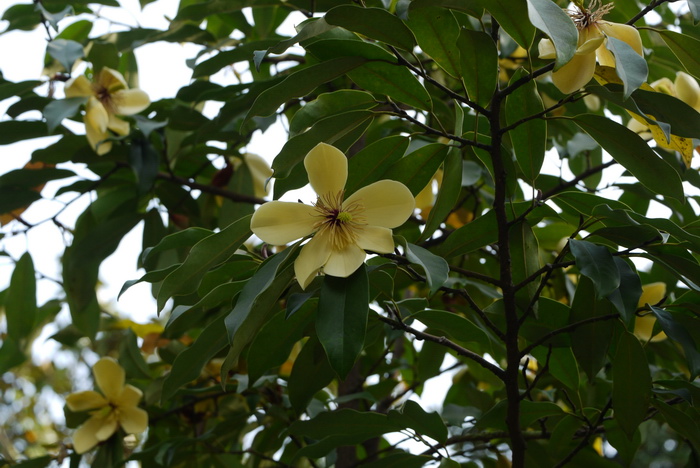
[634, 282, 667, 343]
[65, 67, 150, 155]
[250, 143, 415, 289]
[538, 0, 642, 94]
[65, 357, 148, 454]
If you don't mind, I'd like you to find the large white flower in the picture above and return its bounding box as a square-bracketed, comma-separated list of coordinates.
[538, 0, 643, 94]
[250, 143, 415, 289]
[65, 67, 150, 155]
[66, 357, 148, 454]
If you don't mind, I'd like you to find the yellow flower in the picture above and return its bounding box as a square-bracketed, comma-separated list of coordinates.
[232, 153, 273, 198]
[65, 67, 150, 155]
[66, 357, 148, 454]
[538, 1, 642, 94]
[250, 143, 415, 289]
[634, 282, 667, 343]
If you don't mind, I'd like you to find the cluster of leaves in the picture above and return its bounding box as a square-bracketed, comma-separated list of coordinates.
[2, 0, 700, 467]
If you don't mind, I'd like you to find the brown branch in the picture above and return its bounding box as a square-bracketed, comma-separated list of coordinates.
[541, 160, 617, 200]
[155, 171, 266, 205]
[520, 313, 620, 357]
[627, 0, 674, 25]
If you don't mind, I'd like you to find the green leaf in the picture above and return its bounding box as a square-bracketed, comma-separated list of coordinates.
[510, 221, 542, 314]
[606, 258, 642, 329]
[653, 400, 700, 453]
[157, 215, 252, 312]
[246, 56, 366, 120]
[458, 29, 498, 107]
[258, 17, 336, 68]
[306, 39, 432, 111]
[689, 0, 700, 23]
[42, 97, 87, 133]
[325, 5, 416, 51]
[288, 335, 335, 412]
[271, 110, 374, 180]
[289, 90, 377, 138]
[6, 253, 36, 339]
[403, 242, 449, 296]
[573, 114, 684, 201]
[0, 121, 48, 145]
[657, 30, 700, 80]
[405, 7, 460, 77]
[570, 277, 616, 381]
[383, 143, 450, 196]
[118, 329, 151, 379]
[569, 239, 620, 299]
[408, 309, 491, 348]
[247, 300, 316, 385]
[477, 399, 563, 430]
[506, 69, 546, 182]
[650, 306, 700, 378]
[35, 3, 72, 31]
[526, 0, 577, 71]
[0, 167, 75, 189]
[0, 336, 26, 375]
[345, 135, 410, 196]
[46, 39, 84, 72]
[434, 210, 497, 259]
[387, 400, 448, 443]
[532, 346, 580, 391]
[193, 39, 279, 77]
[479, 0, 535, 49]
[289, 408, 398, 439]
[317, 265, 369, 379]
[141, 227, 213, 266]
[162, 315, 228, 402]
[605, 36, 648, 99]
[362, 453, 435, 468]
[420, 147, 462, 241]
[612, 331, 651, 439]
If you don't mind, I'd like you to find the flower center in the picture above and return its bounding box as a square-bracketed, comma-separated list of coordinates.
[313, 190, 366, 250]
[568, 0, 614, 30]
[94, 85, 116, 113]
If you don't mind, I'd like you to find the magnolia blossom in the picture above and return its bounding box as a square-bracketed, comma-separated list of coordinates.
[634, 282, 667, 343]
[538, 1, 643, 94]
[250, 143, 415, 289]
[65, 67, 150, 155]
[66, 357, 148, 454]
[232, 153, 273, 198]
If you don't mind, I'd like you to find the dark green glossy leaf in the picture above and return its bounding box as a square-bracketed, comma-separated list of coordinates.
[612, 331, 651, 438]
[605, 36, 648, 99]
[653, 400, 700, 453]
[458, 29, 497, 107]
[506, 69, 546, 182]
[290, 90, 377, 138]
[532, 346, 579, 390]
[570, 277, 616, 381]
[42, 97, 87, 133]
[650, 305, 700, 378]
[387, 400, 448, 443]
[383, 143, 449, 196]
[118, 329, 151, 379]
[247, 299, 316, 385]
[657, 30, 700, 80]
[6, 253, 36, 339]
[246, 56, 366, 120]
[406, 7, 460, 77]
[404, 242, 449, 296]
[317, 265, 369, 379]
[408, 309, 491, 348]
[289, 408, 398, 438]
[574, 114, 684, 201]
[325, 5, 416, 51]
[193, 39, 279, 77]
[141, 227, 213, 265]
[157, 215, 252, 311]
[420, 147, 462, 241]
[434, 210, 497, 259]
[345, 135, 410, 196]
[0, 121, 48, 145]
[362, 453, 434, 468]
[527, 0, 577, 70]
[510, 220, 541, 315]
[606, 258, 642, 329]
[569, 239, 620, 299]
[480, 0, 535, 49]
[288, 334, 335, 412]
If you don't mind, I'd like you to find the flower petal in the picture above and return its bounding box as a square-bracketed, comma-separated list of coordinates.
[294, 233, 332, 289]
[244, 153, 273, 198]
[65, 75, 94, 98]
[112, 89, 150, 115]
[72, 415, 106, 454]
[117, 384, 143, 407]
[95, 413, 119, 442]
[304, 143, 347, 197]
[634, 314, 668, 343]
[93, 357, 125, 402]
[344, 180, 415, 228]
[250, 201, 318, 245]
[551, 51, 597, 94]
[107, 115, 130, 136]
[85, 97, 111, 155]
[66, 390, 108, 412]
[323, 243, 366, 278]
[356, 225, 395, 254]
[637, 282, 666, 307]
[538, 39, 556, 60]
[119, 406, 149, 434]
[576, 27, 604, 55]
[99, 67, 128, 93]
[598, 21, 643, 56]
[595, 42, 616, 68]
[675, 71, 700, 111]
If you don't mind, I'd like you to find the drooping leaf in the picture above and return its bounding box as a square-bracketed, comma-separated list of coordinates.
[46, 39, 84, 72]
[403, 242, 449, 296]
[506, 69, 546, 182]
[574, 114, 684, 201]
[6, 253, 36, 339]
[289, 90, 377, 138]
[387, 400, 448, 443]
[458, 28, 498, 107]
[569, 239, 620, 299]
[650, 306, 700, 378]
[606, 257, 643, 329]
[526, 0, 577, 70]
[288, 335, 335, 412]
[317, 265, 369, 379]
[612, 330, 651, 439]
[605, 36, 648, 99]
